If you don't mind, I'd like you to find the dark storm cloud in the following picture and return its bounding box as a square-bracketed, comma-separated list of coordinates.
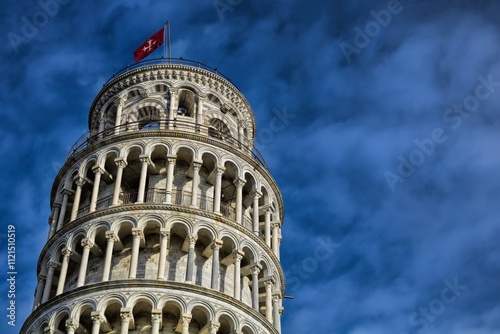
[2, 0, 500, 333]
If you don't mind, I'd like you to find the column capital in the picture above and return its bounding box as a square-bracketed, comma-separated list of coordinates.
[167, 154, 177, 164]
[215, 166, 226, 175]
[132, 228, 143, 238]
[233, 250, 244, 262]
[233, 178, 246, 188]
[65, 318, 79, 332]
[91, 311, 104, 324]
[105, 231, 118, 242]
[38, 274, 47, 282]
[208, 321, 220, 333]
[151, 312, 162, 324]
[169, 89, 179, 96]
[47, 261, 58, 270]
[264, 280, 274, 288]
[81, 238, 94, 249]
[53, 203, 62, 210]
[212, 239, 223, 250]
[271, 222, 281, 229]
[180, 313, 192, 325]
[61, 188, 74, 196]
[192, 160, 203, 169]
[160, 228, 170, 238]
[251, 264, 261, 276]
[272, 292, 282, 301]
[92, 165, 105, 174]
[252, 190, 263, 199]
[61, 248, 73, 258]
[73, 176, 85, 187]
[139, 155, 150, 165]
[120, 310, 132, 322]
[188, 234, 197, 245]
[114, 158, 127, 168]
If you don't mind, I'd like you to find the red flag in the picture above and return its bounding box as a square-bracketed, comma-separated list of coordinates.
[134, 27, 165, 62]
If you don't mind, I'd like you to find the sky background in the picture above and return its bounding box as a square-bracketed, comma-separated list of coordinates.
[1, 0, 500, 333]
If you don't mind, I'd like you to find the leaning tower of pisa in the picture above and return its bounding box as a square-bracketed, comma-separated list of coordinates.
[21, 59, 285, 334]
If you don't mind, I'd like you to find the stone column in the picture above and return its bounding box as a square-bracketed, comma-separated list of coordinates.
[238, 120, 245, 146]
[48, 204, 61, 239]
[252, 192, 261, 236]
[208, 322, 220, 334]
[185, 235, 197, 283]
[98, 112, 105, 138]
[165, 155, 176, 204]
[129, 229, 142, 278]
[56, 248, 72, 295]
[196, 96, 205, 127]
[265, 280, 273, 322]
[66, 319, 78, 334]
[120, 309, 131, 334]
[32, 274, 46, 310]
[151, 310, 162, 334]
[272, 223, 280, 258]
[168, 90, 178, 129]
[157, 229, 170, 280]
[89, 166, 104, 212]
[273, 294, 281, 332]
[91, 312, 103, 334]
[102, 232, 117, 281]
[251, 266, 260, 311]
[233, 251, 243, 300]
[89, 166, 104, 213]
[190, 161, 202, 207]
[213, 166, 225, 214]
[70, 177, 85, 221]
[234, 178, 246, 225]
[265, 210, 272, 247]
[211, 240, 222, 290]
[41, 261, 57, 303]
[179, 314, 191, 334]
[77, 238, 93, 287]
[136, 155, 150, 204]
[112, 158, 127, 206]
[114, 97, 125, 134]
[56, 189, 71, 230]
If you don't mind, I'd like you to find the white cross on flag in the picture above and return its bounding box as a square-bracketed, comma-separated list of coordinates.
[134, 27, 165, 62]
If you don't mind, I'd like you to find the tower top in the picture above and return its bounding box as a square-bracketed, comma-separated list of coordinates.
[88, 57, 257, 145]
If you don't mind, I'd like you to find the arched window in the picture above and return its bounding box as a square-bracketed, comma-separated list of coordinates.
[137, 106, 160, 130]
[177, 89, 196, 117]
[208, 119, 231, 140]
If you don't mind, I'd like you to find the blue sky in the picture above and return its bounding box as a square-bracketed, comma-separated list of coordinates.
[2, 0, 500, 333]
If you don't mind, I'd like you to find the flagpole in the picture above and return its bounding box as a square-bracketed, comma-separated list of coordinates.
[163, 21, 168, 61]
[167, 21, 172, 63]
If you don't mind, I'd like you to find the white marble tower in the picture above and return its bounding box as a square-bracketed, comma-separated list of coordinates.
[21, 59, 285, 334]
